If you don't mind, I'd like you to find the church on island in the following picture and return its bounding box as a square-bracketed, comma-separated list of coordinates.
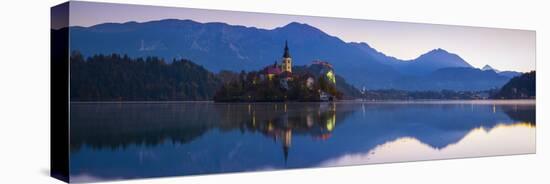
[213, 41, 341, 102]
[263, 41, 294, 89]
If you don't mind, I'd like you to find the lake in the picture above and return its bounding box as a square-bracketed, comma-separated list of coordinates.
[69, 100, 535, 182]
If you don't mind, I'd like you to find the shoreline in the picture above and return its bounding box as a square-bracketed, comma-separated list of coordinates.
[70, 99, 536, 105]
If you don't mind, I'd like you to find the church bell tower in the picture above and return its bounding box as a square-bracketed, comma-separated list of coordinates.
[281, 40, 292, 73]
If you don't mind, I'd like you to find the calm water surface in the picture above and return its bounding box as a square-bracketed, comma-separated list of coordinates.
[69, 100, 535, 182]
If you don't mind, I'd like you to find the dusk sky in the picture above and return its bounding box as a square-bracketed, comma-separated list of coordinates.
[69, 1, 535, 72]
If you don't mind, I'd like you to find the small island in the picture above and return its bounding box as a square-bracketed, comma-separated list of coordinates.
[213, 41, 342, 102]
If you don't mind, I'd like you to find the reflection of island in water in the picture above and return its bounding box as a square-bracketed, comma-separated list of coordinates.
[69, 100, 535, 182]
[222, 103, 341, 162]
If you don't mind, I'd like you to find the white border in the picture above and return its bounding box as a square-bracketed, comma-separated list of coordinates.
[0, 0, 547, 183]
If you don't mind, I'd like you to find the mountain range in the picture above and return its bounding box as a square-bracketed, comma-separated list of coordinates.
[69, 19, 521, 90]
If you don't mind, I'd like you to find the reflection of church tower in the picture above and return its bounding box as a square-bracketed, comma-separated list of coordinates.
[281, 40, 292, 73]
[282, 129, 292, 163]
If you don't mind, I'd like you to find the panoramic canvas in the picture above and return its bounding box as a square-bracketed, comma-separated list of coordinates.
[51, 1, 536, 183]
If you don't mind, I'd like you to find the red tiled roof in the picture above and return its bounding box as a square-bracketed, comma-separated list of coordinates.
[266, 66, 282, 75]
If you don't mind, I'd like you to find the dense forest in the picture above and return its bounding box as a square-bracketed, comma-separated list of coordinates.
[491, 71, 536, 99]
[70, 52, 221, 101]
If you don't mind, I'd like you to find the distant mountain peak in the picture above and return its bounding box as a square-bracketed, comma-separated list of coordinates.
[482, 64, 496, 71]
[416, 48, 459, 61]
[278, 22, 322, 32]
[425, 48, 450, 55]
[482, 64, 492, 69]
[399, 48, 473, 73]
[284, 22, 310, 27]
[407, 48, 455, 62]
[480, 65, 523, 78]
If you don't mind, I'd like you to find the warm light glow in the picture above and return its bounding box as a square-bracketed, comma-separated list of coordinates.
[319, 123, 535, 166]
[326, 113, 336, 131]
[252, 111, 256, 126]
[326, 70, 336, 84]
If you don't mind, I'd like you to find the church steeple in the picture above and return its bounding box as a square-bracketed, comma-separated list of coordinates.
[283, 40, 291, 58]
[281, 40, 292, 73]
